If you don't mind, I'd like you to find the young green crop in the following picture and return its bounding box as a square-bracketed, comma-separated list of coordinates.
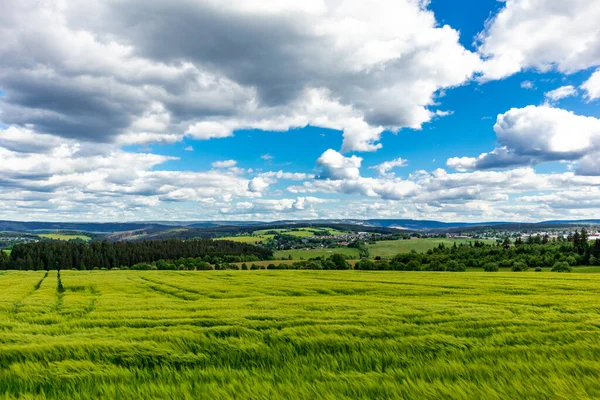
[2, 270, 600, 399]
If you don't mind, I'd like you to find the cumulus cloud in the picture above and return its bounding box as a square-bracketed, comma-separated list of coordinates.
[369, 158, 408, 176]
[520, 80, 534, 90]
[317, 149, 362, 180]
[544, 85, 577, 102]
[478, 0, 600, 80]
[223, 196, 330, 215]
[446, 106, 600, 173]
[0, 0, 482, 152]
[211, 160, 238, 169]
[582, 68, 600, 101]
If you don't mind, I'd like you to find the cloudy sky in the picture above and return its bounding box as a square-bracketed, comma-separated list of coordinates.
[1, 0, 600, 222]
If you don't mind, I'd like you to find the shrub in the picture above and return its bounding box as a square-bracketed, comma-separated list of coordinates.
[551, 262, 572, 273]
[131, 263, 153, 271]
[483, 262, 499, 272]
[390, 262, 406, 271]
[196, 261, 212, 270]
[355, 259, 375, 270]
[406, 260, 421, 271]
[511, 262, 528, 272]
[426, 260, 446, 271]
[446, 261, 467, 272]
[535, 267, 542, 272]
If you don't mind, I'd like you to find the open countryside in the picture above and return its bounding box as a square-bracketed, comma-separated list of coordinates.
[2, 270, 600, 399]
[38, 233, 92, 241]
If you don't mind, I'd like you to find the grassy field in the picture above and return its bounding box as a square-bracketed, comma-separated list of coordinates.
[273, 238, 497, 260]
[2, 270, 600, 399]
[254, 227, 346, 237]
[368, 238, 498, 258]
[274, 246, 360, 259]
[38, 233, 91, 241]
[217, 235, 273, 244]
[216, 227, 346, 244]
[1, 249, 10, 255]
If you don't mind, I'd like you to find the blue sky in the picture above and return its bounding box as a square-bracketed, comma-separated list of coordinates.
[1, 0, 600, 222]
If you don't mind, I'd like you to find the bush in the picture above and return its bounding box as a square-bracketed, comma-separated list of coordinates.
[196, 261, 212, 270]
[390, 262, 406, 271]
[551, 262, 572, 273]
[355, 259, 376, 270]
[511, 262, 528, 272]
[535, 267, 542, 272]
[483, 262, 499, 272]
[131, 263, 153, 271]
[426, 260, 446, 271]
[406, 260, 421, 271]
[446, 261, 467, 272]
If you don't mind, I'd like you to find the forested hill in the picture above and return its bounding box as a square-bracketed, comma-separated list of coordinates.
[2, 239, 273, 270]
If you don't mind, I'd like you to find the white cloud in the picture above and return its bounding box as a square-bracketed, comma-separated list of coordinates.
[211, 160, 238, 169]
[317, 149, 362, 180]
[0, 0, 482, 152]
[544, 85, 577, 102]
[478, 0, 600, 80]
[447, 106, 600, 172]
[261, 154, 274, 161]
[248, 177, 270, 193]
[369, 158, 408, 176]
[184, 146, 194, 151]
[520, 80, 534, 90]
[582, 68, 600, 101]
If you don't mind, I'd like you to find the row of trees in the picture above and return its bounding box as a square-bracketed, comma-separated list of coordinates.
[1, 239, 273, 270]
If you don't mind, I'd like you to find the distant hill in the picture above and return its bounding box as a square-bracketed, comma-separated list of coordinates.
[1, 218, 598, 236]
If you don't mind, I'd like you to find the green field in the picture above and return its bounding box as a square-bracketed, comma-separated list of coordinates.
[38, 233, 91, 241]
[254, 227, 346, 237]
[216, 227, 345, 244]
[273, 238, 497, 260]
[2, 270, 600, 399]
[368, 238, 498, 258]
[274, 246, 360, 259]
[1, 249, 10, 255]
[217, 235, 273, 244]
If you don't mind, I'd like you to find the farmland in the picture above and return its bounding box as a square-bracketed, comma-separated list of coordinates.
[2, 270, 600, 399]
[273, 238, 497, 260]
[38, 233, 92, 241]
[367, 237, 497, 258]
[217, 227, 347, 245]
[274, 246, 359, 259]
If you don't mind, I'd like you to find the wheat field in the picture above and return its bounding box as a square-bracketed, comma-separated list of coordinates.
[2, 270, 600, 399]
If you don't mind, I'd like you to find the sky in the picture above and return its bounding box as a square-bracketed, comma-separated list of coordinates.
[1, 0, 600, 223]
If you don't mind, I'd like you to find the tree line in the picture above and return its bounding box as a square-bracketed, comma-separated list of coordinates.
[1, 239, 273, 270]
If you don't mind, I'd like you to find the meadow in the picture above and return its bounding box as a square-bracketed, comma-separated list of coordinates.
[2, 270, 600, 399]
[218, 228, 347, 245]
[37, 233, 91, 241]
[273, 238, 497, 259]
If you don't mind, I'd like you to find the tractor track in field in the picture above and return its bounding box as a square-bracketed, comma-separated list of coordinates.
[9, 271, 49, 316]
[138, 277, 202, 301]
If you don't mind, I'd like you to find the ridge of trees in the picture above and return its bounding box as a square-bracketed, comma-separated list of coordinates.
[2, 239, 272, 270]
